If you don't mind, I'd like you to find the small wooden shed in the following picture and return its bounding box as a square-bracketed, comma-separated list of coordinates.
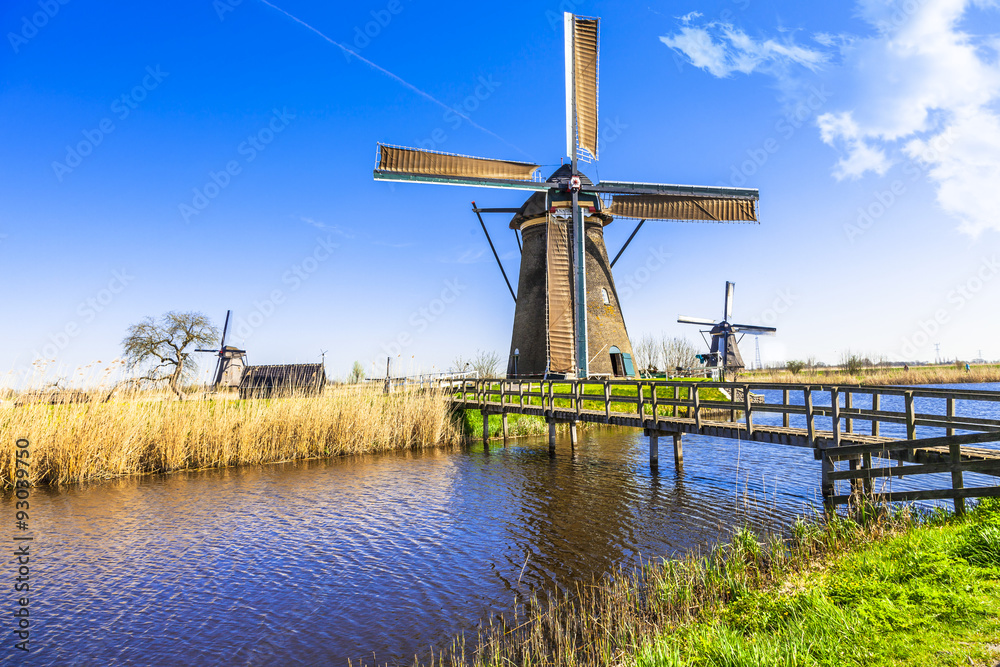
[237, 364, 326, 399]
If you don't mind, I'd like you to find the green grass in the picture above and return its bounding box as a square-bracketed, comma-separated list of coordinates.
[635, 499, 1000, 667]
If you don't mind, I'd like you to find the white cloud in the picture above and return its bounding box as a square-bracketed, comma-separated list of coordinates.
[659, 24, 827, 79]
[662, 0, 1000, 235]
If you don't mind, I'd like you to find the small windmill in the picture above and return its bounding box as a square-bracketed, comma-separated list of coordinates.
[678, 282, 775, 380]
[373, 13, 760, 379]
[195, 310, 247, 390]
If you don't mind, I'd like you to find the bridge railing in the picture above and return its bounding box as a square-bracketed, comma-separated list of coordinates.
[438, 377, 1000, 513]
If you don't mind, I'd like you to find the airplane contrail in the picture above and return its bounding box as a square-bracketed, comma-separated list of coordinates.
[256, 0, 531, 159]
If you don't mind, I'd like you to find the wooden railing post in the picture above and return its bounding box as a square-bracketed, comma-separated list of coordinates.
[604, 381, 611, 420]
[831, 387, 841, 449]
[693, 386, 702, 430]
[743, 383, 753, 437]
[905, 391, 916, 441]
[651, 381, 658, 422]
[575, 380, 582, 419]
[947, 397, 965, 515]
[871, 391, 880, 437]
[805, 387, 816, 449]
[845, 390, 853, 434]
[950, 439, 965, 515]
[637, 381, 644, 421]
[782, 388, 790, 428]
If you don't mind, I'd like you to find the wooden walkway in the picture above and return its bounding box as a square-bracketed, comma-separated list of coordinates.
[440, 378, 1000, 512]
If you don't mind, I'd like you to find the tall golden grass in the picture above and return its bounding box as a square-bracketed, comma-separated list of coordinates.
[0, 385, 459, 487]
[742, 364, 1000, 386]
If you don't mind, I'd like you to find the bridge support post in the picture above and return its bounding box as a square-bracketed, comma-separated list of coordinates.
[481, 410, 490, 451]
[673, 433, 683, 470]
[548, 420, 556, 454]
[649, 432, 658, 468]
[570, 421, 578, 449]
[502, 412, 508, 447]
[821, 450, 835, 514]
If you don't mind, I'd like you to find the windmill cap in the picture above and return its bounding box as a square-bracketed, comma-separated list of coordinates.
[508, 165, 610, 229]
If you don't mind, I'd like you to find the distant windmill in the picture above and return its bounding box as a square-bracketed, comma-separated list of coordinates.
[372, 13, 760, 379]
[678, 282, 776, 380]
[195, 310, 247, 390]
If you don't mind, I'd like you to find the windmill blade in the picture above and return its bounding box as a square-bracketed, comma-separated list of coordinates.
[732, 324, 777, 335]
[564, 13, 600, 161]
[220, 310, 231, 350]
[373, 144, 544, 191]
[677, 316, 717, 326]
[724, 282, 735, 321]
[605, 194, 757, 222]
[592, 181, 758, 199]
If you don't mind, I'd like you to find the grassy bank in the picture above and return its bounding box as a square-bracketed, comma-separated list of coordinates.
[425, 500, 1000, 666]
[743, 363, 1000, 386]
[0, 385, 459, 487]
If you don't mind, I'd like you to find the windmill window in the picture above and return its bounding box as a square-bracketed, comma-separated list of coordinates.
[601, 288, 610, 305]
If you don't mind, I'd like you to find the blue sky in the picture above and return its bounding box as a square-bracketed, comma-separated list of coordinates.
[3, 0, 999, 387]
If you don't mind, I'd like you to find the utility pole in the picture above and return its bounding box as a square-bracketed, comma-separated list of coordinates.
[934, 343, 941, 365]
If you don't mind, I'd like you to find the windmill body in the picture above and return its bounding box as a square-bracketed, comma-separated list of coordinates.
[678, 282, 775, 379]
[507, 165, 634, 378]
[195, 310, 247, 390]
[373, 13, 760, 379]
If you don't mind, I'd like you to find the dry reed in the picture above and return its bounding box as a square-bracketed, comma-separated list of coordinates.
[0, 385, 459, 487]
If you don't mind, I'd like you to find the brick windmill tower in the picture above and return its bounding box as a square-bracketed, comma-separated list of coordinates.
[373, 13, 760, 379]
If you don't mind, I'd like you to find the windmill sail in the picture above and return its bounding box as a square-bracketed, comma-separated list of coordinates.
[546, 212, 576, 374]
[608, 194, 757, 222]
[375, 144, 538, 184]
[565, 13, 600, 161]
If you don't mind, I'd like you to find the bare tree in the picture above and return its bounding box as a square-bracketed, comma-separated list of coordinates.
[121, 311, 218, 400]
[631, 334, 660, 376]
[660, 335, 699, 373]
[471, 350, 502, 379]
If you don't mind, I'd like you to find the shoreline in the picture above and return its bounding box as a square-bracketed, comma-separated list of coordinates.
[422, 500, 1000, 666]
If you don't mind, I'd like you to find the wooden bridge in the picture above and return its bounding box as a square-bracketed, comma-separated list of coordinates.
[438, 378, 1000, 513]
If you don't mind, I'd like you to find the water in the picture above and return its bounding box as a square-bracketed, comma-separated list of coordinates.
[13, 383, 1000, 666]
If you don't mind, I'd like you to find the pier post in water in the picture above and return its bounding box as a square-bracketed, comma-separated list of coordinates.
[481, 410, 490, 451]
[501, 412, 509, 447]
[649, 431, 659, 468]
[673, 433, 683, 470]
[570, 421, 578, 449]
[548, 420, 556, 454]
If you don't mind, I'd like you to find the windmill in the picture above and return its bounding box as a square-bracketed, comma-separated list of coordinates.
[678, 282, 776, 380]
[373, 13, 760, 379]
[195, 310, 247, 390]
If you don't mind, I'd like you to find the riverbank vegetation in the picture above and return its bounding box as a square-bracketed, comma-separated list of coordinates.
[0, 385, 459, 487]
[743, 362, 1000, 386]
[425, 500, 1000, 666]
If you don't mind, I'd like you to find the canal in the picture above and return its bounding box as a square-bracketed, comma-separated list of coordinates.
[15, 382, 1000, 665]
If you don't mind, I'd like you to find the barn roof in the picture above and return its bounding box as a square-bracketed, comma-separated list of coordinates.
[238, 364, 326, 388]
